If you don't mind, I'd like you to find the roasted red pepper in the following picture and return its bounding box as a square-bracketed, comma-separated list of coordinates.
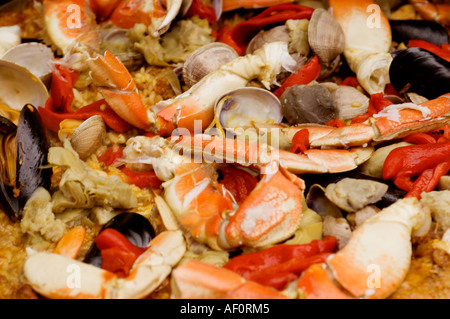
[95, 228, 145, 277]
[39, 98, 133, 133]
[338, 76, 360, 88]
[185, 0, 216, 24]
[122, 167, 163, 189]
[50, 64, 79, 113]
[217, 4, 314, 55]
[273, 55, 321, 98]
[351, 93, 393, 124]
[325, 119, 347, 128]
[219, 166, 258, 205]
[403, 132, 437, 145]
[290, 128, 310, 154]
[98, 144, 124, 166]
[382, 141, 450, 198]
[224, 236, 336, 290]
[405, 161, 450, 199]
[408, 39, 450, 62]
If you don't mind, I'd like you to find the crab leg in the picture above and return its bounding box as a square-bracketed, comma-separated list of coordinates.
[408, 0, 450, 25]
[171, 259, 287, 299]
[329, 0, 392, 95]
[23, 230, 186, 299]
[88, 41, 293, 135]
[298, 197, 431, 299]
[172, 133, 374, 174]
[267, 93, 450, 148]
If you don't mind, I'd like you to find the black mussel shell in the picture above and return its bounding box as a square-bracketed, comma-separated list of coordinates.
[389, 48, 450, 100]
[389, 20, 449, 47]
[84, 212, 156, 267]
[0, 106, 50, 221]
[302, 171, 406, 210]
[15, 104, 51, 219]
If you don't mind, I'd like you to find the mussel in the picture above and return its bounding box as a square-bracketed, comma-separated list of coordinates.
[389, 47, 450, 100]
[0, 104, 51, 221]
[389, 20, 449, 47]
[83, 212, 156, 267]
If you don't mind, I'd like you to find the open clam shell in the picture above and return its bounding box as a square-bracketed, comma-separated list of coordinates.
[0, 60, 49, 111]
[214, 87, 283, 135]
[2, 42, 54, 88]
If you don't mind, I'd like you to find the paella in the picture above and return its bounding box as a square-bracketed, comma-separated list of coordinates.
[0, 0, 449, 299]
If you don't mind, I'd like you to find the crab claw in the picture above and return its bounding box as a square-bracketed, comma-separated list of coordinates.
[221, 163, 305, 249]
[298, 197, 431, 299]
[171, 259, 287, 299]
[107, 0, 183, 37]
[23, 230, 186, 299]
[43, 0, 100, 55]
[88, 51, 151, 130]
[329, 0, 392, 94]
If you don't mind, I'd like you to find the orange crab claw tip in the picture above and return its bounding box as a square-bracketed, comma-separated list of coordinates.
[224, 281, 288, 299]
[171, 260, 245, 299]
[297, 263, 353, 299]
[53, 225, 86, 259]
[100, 89, 150, 130]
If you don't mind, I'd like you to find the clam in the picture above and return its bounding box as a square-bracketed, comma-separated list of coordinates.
[70, 115, 106, 160]
[307, 8, 345, 67]
[182, 42, 238, 88]
[245, 25, 290, 55]
[280, 84, 337, 125]
[2, 42, 55, 88]
[0, 25, 21, 56]
[214, 87, 283, 135]
[101, 28, 144, 72]
[332, 85, 369, 120]
[0, 60, 49, 111]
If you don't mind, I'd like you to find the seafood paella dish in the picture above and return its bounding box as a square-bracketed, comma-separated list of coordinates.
[0, 0, 449, 299]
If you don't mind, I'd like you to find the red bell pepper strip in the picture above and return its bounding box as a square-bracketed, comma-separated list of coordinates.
[405, 161, 450, 199]
[407, 40, 450, 62]
[273, 55, 321, 98]
[403, 132, 437, 145]
[219, 166, 258, 205]
[325, 119, 347, 128]
[185, 0, 216, 24]
[428, 124, 450, 143]
[98, 144, 124, 166]
[382, 141, 450, 196]
[38, 98, 134, 133]
[224, 236, 336, 280]
[290, 128, 310, 154]
[50, 64, 79, 113]
[351, 93, 393, 124]
[217, 4, 314, 56]
[245, 253, 331, 290]
[95, 228, 145, 277]
[121, 167, 163, 189]
[338, 76, 360, 88]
